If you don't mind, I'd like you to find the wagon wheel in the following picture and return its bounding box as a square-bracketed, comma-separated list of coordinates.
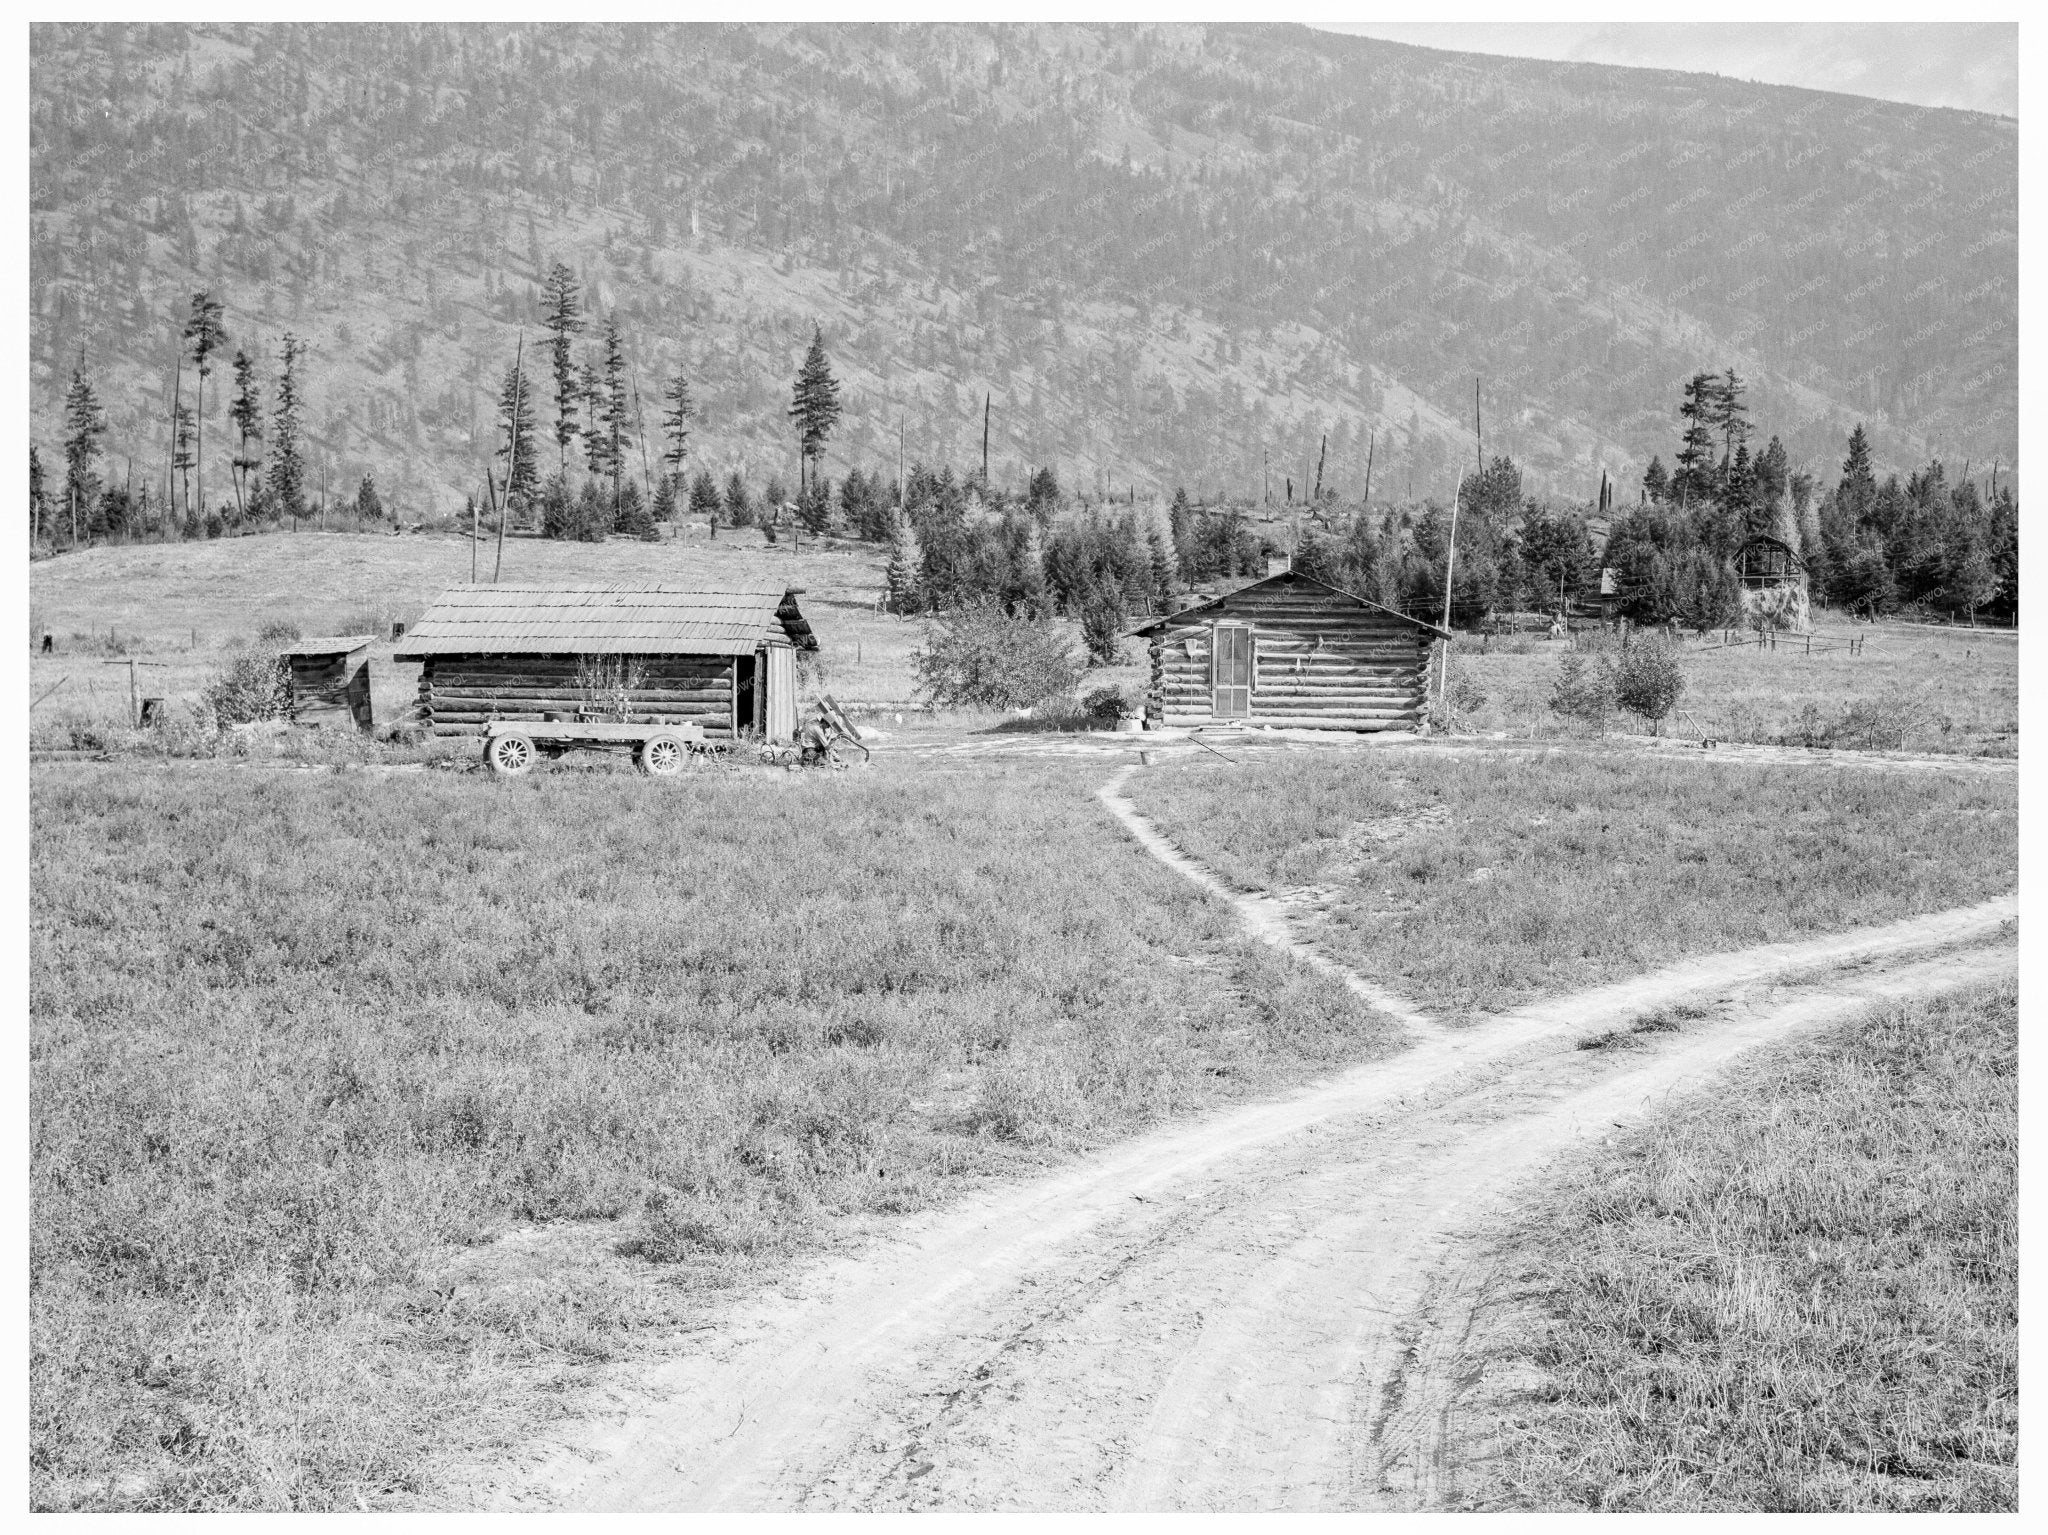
[486, 731, 536, 777]
[637, 732, 689, 777]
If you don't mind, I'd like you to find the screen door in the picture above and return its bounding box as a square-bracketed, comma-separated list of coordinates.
[1212, 624, 1251, 718]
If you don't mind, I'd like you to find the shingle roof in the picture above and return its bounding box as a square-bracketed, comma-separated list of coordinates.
[391, 583, 816, 659]
[1127, 571, 1451, 640]
[279, 634, 375, 657]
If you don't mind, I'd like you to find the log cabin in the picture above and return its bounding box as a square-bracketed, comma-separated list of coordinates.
[280, 635, 375, 731]
[1130, 571, 1449, 732]
[392, 582, 816, 742]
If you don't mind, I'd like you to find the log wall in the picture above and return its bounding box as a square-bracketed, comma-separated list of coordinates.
[1146, 585, 1431, 732]
[419, 653, 737, 739]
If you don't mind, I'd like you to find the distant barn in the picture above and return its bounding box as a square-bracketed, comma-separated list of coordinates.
[1130, 571, 1448, 732]
[279, 635, 374, 732]
[392, 582, 817, 742]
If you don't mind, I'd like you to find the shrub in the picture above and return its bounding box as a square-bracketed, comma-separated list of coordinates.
[201, 650, 291, 728]
[1549, 650, 1617, 731]
[912, 601, 1080, 709]
[1612, 637, 1685, 733]
[256, 619, 302, 647]
[1081, 684, 1136, 725]
[1426, 653, 1489, 733]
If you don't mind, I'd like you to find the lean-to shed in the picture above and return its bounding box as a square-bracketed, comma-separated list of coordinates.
[280, 635, 375, 731]
[1130, 571, 1449, 732]
[392, 582, 816, 742]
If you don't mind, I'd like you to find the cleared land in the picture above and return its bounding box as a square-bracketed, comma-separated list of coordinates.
[28, 756, 1389, 1511]
[1125, 750, 2017, 1018]
[1450, 981, 2017, 1512]
[1454, 618, 2016, 757]
[26, 530, 1152, 746]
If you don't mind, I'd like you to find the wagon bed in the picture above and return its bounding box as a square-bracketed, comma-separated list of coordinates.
[481, 717, 707, 777]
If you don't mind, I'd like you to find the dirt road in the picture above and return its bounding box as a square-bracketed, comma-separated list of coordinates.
[474, 878, 2012, 1510]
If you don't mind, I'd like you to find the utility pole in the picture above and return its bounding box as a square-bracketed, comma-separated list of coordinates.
[1362, 429, 1376, 513]
[1439, 468, 1465, 705]
[496, 329, 523, 583]
[981, 391, 991, 487]
[1263, 447, 1270, 506]
[1474, 378, 1483, 475]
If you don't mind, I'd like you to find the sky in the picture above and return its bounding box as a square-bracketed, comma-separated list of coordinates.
[1315, 23, 2017, 118]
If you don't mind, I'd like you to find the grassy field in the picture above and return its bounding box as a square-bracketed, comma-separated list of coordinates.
[1460, 981, 2017, 1511]
[1127, 751, 2018, 1017]
[29, 756, 1392, 1511]
[1452, 615, 2017, 756]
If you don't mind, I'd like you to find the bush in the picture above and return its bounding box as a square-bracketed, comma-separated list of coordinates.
[256, 619, 302, 647]
[1426, 652, 1489, 732]
[201, 650, 291, 728]
[912, 602, 1080, 710]
[1550, 649, 1617, 732]
[1612, 636, 1685, 733]
[1081, 684, 1137, 725]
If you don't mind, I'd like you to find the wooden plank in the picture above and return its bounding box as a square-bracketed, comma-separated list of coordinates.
[429, 687, 732, 705]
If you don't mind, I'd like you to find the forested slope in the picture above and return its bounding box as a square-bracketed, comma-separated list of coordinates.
[29, 22, 2016, 515]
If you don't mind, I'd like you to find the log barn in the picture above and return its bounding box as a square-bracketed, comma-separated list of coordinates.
[1131, 571, 1448, 732]
[279, 635, 375, 731]
[392, 582, 817, 742]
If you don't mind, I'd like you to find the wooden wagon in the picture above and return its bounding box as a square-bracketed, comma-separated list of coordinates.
[481, 717, 706, 777]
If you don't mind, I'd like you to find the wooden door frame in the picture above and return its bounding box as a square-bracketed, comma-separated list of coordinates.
[1211, 620, 1252, 719]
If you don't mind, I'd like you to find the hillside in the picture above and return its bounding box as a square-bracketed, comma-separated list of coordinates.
[29, 22, 2017, 518]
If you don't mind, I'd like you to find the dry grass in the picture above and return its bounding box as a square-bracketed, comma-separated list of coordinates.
[29, 756, 1397, 1510]
[27, 530, 1149, 739]
[1459, 981, 2017, 1511]
[1127, 750, 2017, 1017]
[1456, 617, 2017, 756]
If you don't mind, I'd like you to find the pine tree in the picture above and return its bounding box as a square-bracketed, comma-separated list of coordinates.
[722, 468, 753, 528]
[1723, 441, 1759, 534]
[1672, 372, 1719, 506]
[616, 478, 656, 540]
[497, 360, 540, 519]
[355, 473, 384, 522]
[539, 262, 583, 477]
[182, 291, 227, 529]
[266, 333, 306, 521]
[62, 363, 106, 546]
[30, 444, 46, 547]
[788, 325, 842, 495]
[1642, 455, 1669, 505]
[1838, 424, 1878, 526]
[579, 356, 608, 480]
[172, 404, 196, 533]
[1147, 524, 1177, 609]
[883, 505, 924, 614]
[595, 316, 631, 520]
[660, 372, 693, 479]
[228, 348, 262, 523]
[652, 474, 678, 524]
[1711, 369, 1751, 468]
[688, 469, 722, 528]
